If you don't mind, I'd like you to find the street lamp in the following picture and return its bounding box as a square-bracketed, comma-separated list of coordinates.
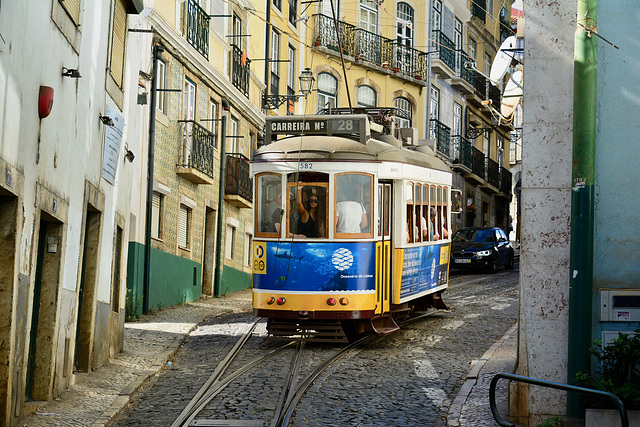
[262, 67, 315, 110]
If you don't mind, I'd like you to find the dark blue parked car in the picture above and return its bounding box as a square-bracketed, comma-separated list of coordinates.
[450, 227, 514, 273]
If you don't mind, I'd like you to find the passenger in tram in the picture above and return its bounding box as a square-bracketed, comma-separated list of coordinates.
[290, 183, 325, 238]
[429, 207, 440, 241]
[336, 184, 368, 233]
[420, 209, 429, 242]
[263, 191, 282, 233]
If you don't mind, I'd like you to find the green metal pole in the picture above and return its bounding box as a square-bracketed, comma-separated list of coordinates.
[567, 0, 597, 417]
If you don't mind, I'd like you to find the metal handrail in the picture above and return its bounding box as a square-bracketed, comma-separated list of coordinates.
[489, 372, 628, 427]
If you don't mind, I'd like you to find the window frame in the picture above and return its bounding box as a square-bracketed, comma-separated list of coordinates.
[334, 172, 374, 239]
[255, 172, 284, 238]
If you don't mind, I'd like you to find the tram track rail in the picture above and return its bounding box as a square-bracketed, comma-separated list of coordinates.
[170, 309, 445, 427]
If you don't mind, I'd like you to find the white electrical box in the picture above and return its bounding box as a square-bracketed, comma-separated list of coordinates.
[600, 289, 640, 322]
[601, 331, 636, 347]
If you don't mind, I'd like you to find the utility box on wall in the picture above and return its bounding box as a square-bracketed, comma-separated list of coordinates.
[600, 289, 640, 322]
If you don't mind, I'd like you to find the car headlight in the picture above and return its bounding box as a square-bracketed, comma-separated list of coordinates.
[475, 250, 493, 257]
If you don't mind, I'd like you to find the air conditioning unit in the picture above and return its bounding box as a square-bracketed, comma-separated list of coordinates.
[398, 127, 418, 146]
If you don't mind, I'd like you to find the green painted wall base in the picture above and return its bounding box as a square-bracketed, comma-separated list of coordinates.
[126, 242, 251, 318]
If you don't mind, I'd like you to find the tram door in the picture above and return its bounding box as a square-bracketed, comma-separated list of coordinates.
[376, 182, 392, 315]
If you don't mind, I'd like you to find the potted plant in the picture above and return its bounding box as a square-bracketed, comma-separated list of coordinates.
[575, 326, 640, 426]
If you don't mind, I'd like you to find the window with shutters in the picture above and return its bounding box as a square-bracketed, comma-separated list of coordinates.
[178, 204, 191, 249]
[109, 0, 127, 89]
[60, 0, 81, 25]
[225, 224, 236, 259]
[151, 191, 164, 239]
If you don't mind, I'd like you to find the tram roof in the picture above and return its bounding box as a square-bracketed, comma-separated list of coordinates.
[252, 134, 450, 172]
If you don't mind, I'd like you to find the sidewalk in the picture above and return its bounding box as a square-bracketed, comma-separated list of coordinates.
[17, 289, 254, 427]
[17, 290, 518, 426]
[447, 323, 519, 426]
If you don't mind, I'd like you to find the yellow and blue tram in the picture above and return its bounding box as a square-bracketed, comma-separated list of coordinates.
[251, 110, 454, 339]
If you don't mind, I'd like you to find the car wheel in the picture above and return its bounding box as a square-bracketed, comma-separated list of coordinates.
[506, 251, 514, 270]
[489, 256, 499, 274]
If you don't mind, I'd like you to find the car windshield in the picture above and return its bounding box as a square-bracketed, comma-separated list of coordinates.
[452, 229, 496, 243]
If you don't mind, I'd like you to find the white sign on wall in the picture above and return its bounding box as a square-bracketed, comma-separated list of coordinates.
[101, 106, 125, 185]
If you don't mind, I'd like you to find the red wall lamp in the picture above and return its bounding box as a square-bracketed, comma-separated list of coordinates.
[39, 86, 54, 119]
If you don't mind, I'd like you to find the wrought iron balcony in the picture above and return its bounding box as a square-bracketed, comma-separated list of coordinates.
[177, 120, 215, 185]
[470, 146, 486, 182]
[470, 73, 501, 108]
[181, 0, 210, 59]
[431, 30, 456, 75]
[352, 27, 385, 65]
[471, 0, 486, 23]
[384, 41, 426, 80]
[313, 14, 427, 83]
[225, 153, 253, 208]
[231, 44, 250, 98]
[500, 167, 512, 196]
[452, 135, 473, 171]
[429, 119, 451, 158]
[450, 50, 476, 94]
[486, 158, 500, 189]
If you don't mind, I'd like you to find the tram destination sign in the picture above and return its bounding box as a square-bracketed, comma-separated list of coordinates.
[265, 115, 370, 144]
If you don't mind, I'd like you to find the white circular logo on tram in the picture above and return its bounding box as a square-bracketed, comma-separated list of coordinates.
[332, 248, 354, 271]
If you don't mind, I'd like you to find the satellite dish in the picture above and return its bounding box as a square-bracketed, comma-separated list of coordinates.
[490, 36, 517, 86]
[500, 70, 523, 118]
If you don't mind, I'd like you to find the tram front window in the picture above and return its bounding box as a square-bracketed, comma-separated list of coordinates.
[287, 173, 328, 239]
[257, 173, 283, 235]
[335, 174, 372, 237]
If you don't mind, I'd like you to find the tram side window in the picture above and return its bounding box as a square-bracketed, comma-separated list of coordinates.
[335, 173, 372, 237]
[287, 173, 328, 238]
[257, 173, 283, 236]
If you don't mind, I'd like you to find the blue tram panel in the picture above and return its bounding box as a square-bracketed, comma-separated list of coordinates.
[253, 241, 376, 292]
[399, 244, 449, 301]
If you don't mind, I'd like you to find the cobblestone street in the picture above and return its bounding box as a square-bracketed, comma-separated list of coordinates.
[111, 269, 518, 426]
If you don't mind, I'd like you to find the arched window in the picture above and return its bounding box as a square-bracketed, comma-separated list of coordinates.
[394, 97, 412, 128]
[317, 73, 337, 112]
[357, 85, 376, 108]
[396, 2, 414, 47]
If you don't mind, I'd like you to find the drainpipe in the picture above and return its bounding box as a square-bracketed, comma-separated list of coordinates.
[143, 44, 165, 315]
[567, 0, 597, 417]
[213, 99, 230, 297]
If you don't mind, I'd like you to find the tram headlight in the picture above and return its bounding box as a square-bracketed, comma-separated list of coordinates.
[327, 297, 337, 306]
[476, 250, 493, 257]
[266, 296, 275, 305]
[339, 297, 349, 306]
[276, 297, 286, 305]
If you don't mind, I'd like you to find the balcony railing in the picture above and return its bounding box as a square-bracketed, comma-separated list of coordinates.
[225, 153, 253, 206]
[500, 167, 512, 195]
[353, 27, 385, 65]
[182, 0, 210, 59]
[179, 120, 215, 183]
[429, 119, 451, 158]
[431, 30, 456, 71]
[385, 41, 426, 79]
[472, 73, 501, 107]
[231, 44, 250, 97]
[471, 146, 485, 179]
[313, 14, 427, 82]
[486, 158, 500, 188]
[456, 50, 476, 85]
[471, 0, 486, 23]
[453, 135, 473, 169]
